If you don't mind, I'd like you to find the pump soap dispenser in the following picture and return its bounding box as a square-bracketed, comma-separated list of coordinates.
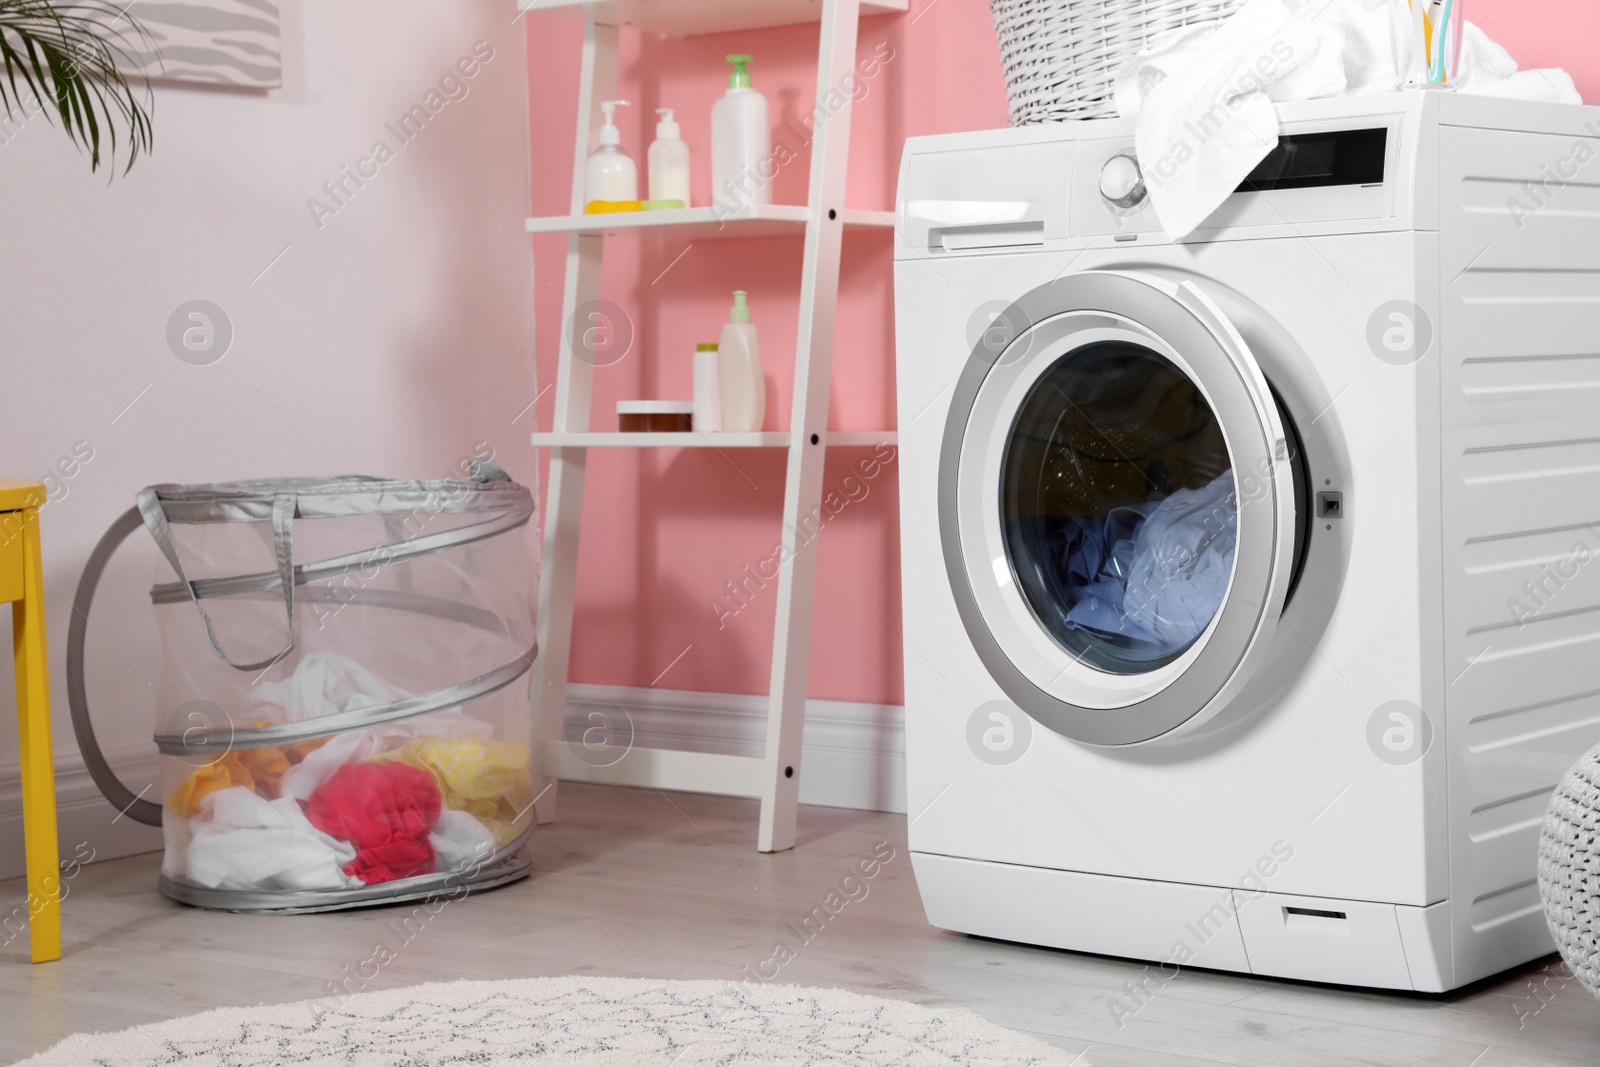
[718, 291, 765, 432]
[585, 99, 638, 210]
[647, 108, 690, 209]
[711, 55, 770, 212]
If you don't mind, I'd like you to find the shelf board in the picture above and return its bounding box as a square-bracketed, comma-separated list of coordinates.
[531, 430, 896, 448]
[520, 0, 908, 35]
[526, 205, 893, 239]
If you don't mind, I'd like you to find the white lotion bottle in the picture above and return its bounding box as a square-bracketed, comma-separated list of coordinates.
[717, 291, 765, 432]
[710, 55, 770, 212]
[585, 99, 637, 204]
[648, 108, 690, 207]
[693, 343, 722, 432]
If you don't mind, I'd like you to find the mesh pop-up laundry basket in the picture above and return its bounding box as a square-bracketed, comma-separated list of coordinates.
[67, 462, 539, 913]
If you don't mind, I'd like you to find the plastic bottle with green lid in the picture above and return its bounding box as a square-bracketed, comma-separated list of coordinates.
[718, 291, 765, 432]
[711, 54, 770, 212]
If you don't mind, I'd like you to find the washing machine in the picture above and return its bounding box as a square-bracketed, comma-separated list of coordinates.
[894, 91, 1600, 992]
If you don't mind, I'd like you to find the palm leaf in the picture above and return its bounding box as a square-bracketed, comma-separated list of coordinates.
[0, 0, 153, 174]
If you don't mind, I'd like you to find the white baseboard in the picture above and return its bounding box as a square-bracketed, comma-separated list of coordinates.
[561, 684, 907, 815]
[0, 687, 907, 883]
[0, 744, 164, 884]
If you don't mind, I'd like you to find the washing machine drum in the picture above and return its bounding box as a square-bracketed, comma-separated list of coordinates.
[942, 270, 1309, 746]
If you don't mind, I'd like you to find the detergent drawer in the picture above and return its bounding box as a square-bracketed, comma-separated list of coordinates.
[901, 139, 1073, 253]
[1233, 891, 1413, 989]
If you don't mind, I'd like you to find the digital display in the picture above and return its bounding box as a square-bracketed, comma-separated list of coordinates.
[1236, 127, 1388, 192]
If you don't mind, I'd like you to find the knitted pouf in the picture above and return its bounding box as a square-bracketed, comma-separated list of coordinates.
[1539, 744, 1600, 998]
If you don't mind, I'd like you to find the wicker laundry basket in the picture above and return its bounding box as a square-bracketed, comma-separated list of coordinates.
[1540, 744, 1600, 999]
[989, 0, 1242, 124]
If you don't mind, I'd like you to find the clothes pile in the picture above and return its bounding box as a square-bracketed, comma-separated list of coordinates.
[1048, 470, 1238, 659]
[161, 653, 527, 893]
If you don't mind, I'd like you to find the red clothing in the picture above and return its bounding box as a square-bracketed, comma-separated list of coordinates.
[305, 762, 441, 884]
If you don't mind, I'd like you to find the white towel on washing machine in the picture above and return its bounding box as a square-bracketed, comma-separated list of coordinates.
[1114, 0, 1581, 240]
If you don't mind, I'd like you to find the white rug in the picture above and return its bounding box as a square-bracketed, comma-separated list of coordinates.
[16, 975, 1086, 1066]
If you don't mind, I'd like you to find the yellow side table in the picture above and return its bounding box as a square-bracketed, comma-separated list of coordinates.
[1, 481, 61, 963]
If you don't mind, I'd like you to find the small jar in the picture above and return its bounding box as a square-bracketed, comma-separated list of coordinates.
[618, 400, 693, 432]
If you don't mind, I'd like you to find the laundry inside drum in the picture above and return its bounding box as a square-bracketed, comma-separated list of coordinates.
[999, 341, 1238, 676]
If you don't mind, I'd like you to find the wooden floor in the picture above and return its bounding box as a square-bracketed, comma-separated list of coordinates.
[1, 783, 1595, 1066]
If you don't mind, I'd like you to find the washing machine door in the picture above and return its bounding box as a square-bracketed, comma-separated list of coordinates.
[941, 270, 1301, 746]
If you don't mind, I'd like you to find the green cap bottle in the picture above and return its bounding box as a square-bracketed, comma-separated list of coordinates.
[726, 54, 753, 89]
[729, 291, 751, 323]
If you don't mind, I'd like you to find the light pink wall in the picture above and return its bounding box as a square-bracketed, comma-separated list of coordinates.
[1470, 0, 1600, 102]
[525, 0, 1591, 706]
[0, 0, 536, 875]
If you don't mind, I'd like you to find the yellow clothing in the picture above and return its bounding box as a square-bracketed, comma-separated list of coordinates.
[167, 727, 328, 816]
[168, 759, 253, 817]
[369, 737, 532, 846]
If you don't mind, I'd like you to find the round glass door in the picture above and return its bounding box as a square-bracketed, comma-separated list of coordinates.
[1001, 341, 1236, 676]
[940, 271, 1301, 745]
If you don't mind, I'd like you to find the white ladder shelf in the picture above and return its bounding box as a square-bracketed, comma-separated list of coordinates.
[522, 0, 903, 852]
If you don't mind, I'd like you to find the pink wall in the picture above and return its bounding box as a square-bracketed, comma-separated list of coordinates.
[524, 0, 1593, 707]
[1469, 0, 1600, 103]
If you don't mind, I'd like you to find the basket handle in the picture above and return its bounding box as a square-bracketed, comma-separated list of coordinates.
[66, 506, 163, 826]
[136, 488, 298, 672]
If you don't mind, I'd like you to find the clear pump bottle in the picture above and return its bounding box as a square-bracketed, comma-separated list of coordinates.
[648, 108, 690, 208]
[585, 99, 637, 206]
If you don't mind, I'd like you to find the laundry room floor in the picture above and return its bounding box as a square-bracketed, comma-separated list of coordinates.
[0, 782, 1592, 1067]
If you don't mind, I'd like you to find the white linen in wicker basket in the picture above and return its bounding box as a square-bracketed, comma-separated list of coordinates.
[988, 0, 1243, 124]
[1539, 744, 1600, 1000]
